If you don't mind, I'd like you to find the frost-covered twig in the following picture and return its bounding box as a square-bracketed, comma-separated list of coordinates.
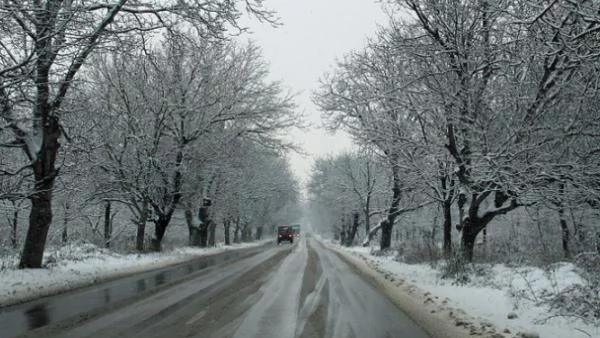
[535, 313, 594, 327]
[516, 269, 540, 303]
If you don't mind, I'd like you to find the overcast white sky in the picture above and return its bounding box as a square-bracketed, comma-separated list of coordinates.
[242, 0, 388, 188]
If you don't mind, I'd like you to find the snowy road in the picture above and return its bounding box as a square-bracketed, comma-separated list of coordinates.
[11, 235, 430, 338]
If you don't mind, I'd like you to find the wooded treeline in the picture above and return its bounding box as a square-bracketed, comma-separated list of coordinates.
[310, 0, 600, 263]
[0, 1, 301, 268]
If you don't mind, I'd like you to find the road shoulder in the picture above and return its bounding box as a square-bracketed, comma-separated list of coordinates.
[323, 242, 490, 338]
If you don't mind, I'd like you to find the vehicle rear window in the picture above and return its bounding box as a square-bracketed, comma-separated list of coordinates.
[278, 226, 290, 233]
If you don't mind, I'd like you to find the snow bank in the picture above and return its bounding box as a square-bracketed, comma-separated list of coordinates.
[0, 240, 272, 308]
[336, 244, 599, 338]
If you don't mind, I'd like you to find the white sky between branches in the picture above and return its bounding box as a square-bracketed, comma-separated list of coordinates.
[241, 0, 388, 193]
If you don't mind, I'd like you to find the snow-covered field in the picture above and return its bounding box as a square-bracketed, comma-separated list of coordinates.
[334, 243, 599, 338]
[0, 239, 273, 308]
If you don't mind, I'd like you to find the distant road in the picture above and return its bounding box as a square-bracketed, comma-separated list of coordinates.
[8, 235, 430, 338]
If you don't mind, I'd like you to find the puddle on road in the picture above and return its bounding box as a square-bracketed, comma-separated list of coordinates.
[24, 304, 50, 329]
[0, 248, 262, 338]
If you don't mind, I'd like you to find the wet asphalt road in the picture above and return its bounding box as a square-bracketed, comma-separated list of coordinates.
[3, 235, 431, 338]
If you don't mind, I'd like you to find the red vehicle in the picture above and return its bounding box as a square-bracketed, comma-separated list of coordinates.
[277, 225, 294, 245]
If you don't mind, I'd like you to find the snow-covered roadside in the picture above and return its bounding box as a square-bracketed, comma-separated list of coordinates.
[0, 239, 273, 308]
[330, 242, 599, 338]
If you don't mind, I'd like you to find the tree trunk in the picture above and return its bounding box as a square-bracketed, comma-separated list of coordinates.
[136, 221, 146, 251]
[570, 209, 585, 253]
[197, 203, 212, 248]
[346, 212, 359, 247]
[430, 222, 437, 248]
[458, 189, 520, 262]
[208, 221, 216, 247]
[19, 117, 61, 268]
[557, 183, 570, 258]
[457, 193, 467, 232]
[11, 207, 18, 249]
[380, 220, 392, 250]
[364, 193, 371, 238]
[558, 208, 571, 259]
[461, 228, 477, 263]
[19, 187, 55, 269]
[255, 226, 263, 240]
[460, 218, 486, 262]
[576, 223, 585, 250]
[60, 201, 69, 245]
[440, 171, 454, 259]
[185, 208, 201, 246]
[184, 207, 194, 229]
[151, 214, 173, 252]
[184, 208, 194, 245]
[241, 224, 252, 242]
[233, 219, 241, 243]
[443, 200, 452, 258]
[150, 148, 185, 251]
[224, 220, 231, 245]
[136, 200, 148, 252]
[188, 227, 201, 247]
[104, 201, 112, 248]
[17, 13, 64, 268]
[535, 208, 548, 255]
[62, 218, 68, 246]
[380, 161, 401, 250]
[233, 228, 240, 243]
[199, 221, 209, 247]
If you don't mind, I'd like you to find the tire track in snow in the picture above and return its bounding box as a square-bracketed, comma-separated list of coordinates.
[297, 282, 329, 338]
[313, 239, 428, 338]
[295, 243, 327, 337]
[31, 245, 286, 338]
[298, 244, 322, 310]
[232, 240, 308, 338]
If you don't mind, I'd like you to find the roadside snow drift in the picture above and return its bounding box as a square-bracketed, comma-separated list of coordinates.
[329, 243, 600, 338]
[0, 240, 272, 308]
